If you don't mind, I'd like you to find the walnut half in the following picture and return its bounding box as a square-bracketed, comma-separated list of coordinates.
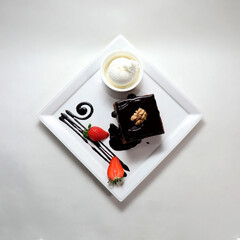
[130, 108, 147, 125]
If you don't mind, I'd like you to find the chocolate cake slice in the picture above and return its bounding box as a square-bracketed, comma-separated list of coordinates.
[113, 94, 164, 144]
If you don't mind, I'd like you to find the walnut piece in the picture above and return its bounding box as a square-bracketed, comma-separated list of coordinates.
[130, 108, 147, 125]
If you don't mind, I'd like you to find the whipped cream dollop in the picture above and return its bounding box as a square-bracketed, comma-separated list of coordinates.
[107, 57, 140, 86]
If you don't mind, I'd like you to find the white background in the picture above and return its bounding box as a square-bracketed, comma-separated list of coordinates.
[0, 0, 240, 240]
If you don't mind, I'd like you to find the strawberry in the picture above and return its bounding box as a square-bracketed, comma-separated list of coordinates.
[83, 124, 109, 142]
[107, 156, 124, 185]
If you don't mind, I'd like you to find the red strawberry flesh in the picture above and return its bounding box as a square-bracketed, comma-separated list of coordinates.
[88, 126, 109, 142]
[107, 157, 124, 184]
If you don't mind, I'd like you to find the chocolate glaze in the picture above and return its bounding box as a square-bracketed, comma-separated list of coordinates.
[114, 94, 164, 143]
[109, 124, 141, 151]
[111, 111, 117, 118]
[127, 93, 136, 99]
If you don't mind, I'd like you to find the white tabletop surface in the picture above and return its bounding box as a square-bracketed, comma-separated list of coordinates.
[1, 0, 240, 240]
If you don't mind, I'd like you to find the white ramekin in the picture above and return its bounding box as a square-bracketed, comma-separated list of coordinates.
[100, 50, 143, 92]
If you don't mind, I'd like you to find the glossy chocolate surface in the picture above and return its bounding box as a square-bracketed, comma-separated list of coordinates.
[114, 94, 164, 143]
[109, 124, 141, 151]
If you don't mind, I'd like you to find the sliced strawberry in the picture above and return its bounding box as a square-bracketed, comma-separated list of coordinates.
[83, 124, 109, 142]
[107, 156, 124, 185]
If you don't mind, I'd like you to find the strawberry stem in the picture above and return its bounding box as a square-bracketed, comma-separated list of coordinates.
[83, 123, 91, 138]
[108, 177, 123, 185]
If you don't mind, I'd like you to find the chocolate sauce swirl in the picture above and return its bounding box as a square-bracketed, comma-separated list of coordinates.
[74, 102, 94, 120]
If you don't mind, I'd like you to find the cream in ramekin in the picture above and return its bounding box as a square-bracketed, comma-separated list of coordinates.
[101, 50, 143, 92]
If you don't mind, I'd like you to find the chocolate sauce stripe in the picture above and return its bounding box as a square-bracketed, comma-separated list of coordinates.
[60, 114, 112, 162]
[66, 110, 87, 130]
[63, 113, 112, 161]
[59, 112, 130, 172]
[65, 111, 130, 172]
[60, 116, 127, 178]
[59, 117, 110, 164]
[99, 141, 130, 171]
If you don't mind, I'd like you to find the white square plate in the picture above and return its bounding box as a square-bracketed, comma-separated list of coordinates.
[39, 35, 202, 201]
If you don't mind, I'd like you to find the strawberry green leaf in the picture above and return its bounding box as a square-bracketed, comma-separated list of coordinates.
[83, 123, 91, 138]
[83, 131, 88, 138]
[108, 177, 123, 185]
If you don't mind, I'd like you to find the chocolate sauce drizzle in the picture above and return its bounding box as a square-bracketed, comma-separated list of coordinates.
[75, 102, 94, 120]
[127, 93, 136, 99]
[59, 102, 130, 174]
[111, 111, 117, 118]
[109, 124, 141, 151]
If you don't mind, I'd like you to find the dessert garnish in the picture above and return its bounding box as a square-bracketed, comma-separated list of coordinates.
[76, 102, 94, 119]
[66, 102, 93, 121]
[107, 156, 125, 185]
[109, 94, 164, 150]
[83, 124, 109, 142]
[59, 102, 130, 174]
[130, 108, 147, 125]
